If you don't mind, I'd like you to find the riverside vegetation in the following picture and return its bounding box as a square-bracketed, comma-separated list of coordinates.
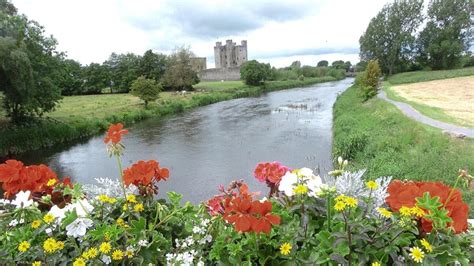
[0, 124, 472, 265]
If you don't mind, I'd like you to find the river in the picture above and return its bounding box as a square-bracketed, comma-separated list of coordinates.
[16, 78, 353, 203]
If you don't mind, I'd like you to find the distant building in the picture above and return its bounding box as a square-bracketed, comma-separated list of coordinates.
[189, 57, 207, 72]
[214, 40, 247, 69]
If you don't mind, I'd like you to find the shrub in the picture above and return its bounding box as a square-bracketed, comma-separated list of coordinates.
[359, 60, 381, 101]
[130, 76, 163, 107]
[240, 60, 271, 85]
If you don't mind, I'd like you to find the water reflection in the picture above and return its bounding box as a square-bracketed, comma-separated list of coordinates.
[15, 78, 353, 203]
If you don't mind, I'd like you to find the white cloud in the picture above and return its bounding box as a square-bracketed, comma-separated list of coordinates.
[11, 0, 392, 67]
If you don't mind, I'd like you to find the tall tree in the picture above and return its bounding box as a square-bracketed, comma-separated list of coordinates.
[417, 0, 472, 69]
[139, 49, 167, 81]
[359, 0, 424, 74]
[82, 63, 109, 94]
[0, 2, 62, 122]
[317, 60, 328, 67]
[161, 47, 199, 90]
[104, 53, 141, 93]
[57, 59, 83, 96]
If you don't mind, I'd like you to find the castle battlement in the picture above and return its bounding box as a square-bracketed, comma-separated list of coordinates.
[213, 39, 247, 69]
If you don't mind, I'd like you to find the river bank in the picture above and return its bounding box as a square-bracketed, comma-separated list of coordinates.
[0, 76, 340, 158]
[332, 83, 474, 212]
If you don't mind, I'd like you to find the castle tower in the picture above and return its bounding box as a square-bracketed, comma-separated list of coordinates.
[214, 39, 247, 69]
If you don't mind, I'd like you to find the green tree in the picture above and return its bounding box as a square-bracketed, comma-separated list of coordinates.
[81, 63, 109, 94]
[139, 49, 167, 81]
[57, 59, 83, 96]
[0, 4, 62, 122]
[417, 0, 472, 69]
[317, 60, 328, 67]
[161, 47, 199, 90]
[130, 76, 162, 107]
[104, 52, 141, 93]
[331, 60, 345, 69]
[240, 60, 271, 86]
[359, 59, 382, 101]
[359, 0, 424, 75]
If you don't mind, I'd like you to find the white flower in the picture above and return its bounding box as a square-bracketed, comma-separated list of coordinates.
[138, 239, 149, 247]
[0, 198, 11, 205]
[48, 205, 67, 224]
[307, 175, 324, 197]
[279, 171, 298, 197]
[66, 218, 93, 238]
[70, 199, 94, 217]
[200, 219, 210, 227]
[9, 219, 18, 227]
[338, 156, 343, 165]
[192, 226, 205, 234]
[298, 167, 314, 178]
[11, 191, 33, 209]
[102, 255, 111, 265]
[45, 228, 53, 235]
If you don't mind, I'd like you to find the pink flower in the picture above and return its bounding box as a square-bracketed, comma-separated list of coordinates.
[254, 162, 290, 185]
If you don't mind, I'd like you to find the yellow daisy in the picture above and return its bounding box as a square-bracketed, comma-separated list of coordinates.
[43, 213, 55, 224]
[344, 197, 358, 208]
[410, 206, 425, 218]
[134, 203, 144, 212]
[280, 242, 292, 255]
[47, 179, 57, 187]
[112, 249, 124, 260]
[376, 207, 392, 218]
[31, 219, 41, 229]
[43, 238, 58, 253]
[420, 238, 433, 253]
[18, 241, 30, 252]
[32, 261, 41, 266]
[366, 181, 378, 190]
[293, 184, 309, 195]
[334, 201, 346, 211]
[99, 242, 112, 254]
[72, 258, 86, 266]
[399, 206, 412, 217]
[126, 194, 137, 203]
[371, 262, 381, 266]
[409, 246, 425, 263]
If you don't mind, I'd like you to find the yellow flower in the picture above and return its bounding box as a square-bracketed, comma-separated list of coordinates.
[18, 241, 30, 252]
[112, 249, 124, 260]
[126, 194, 137, 203]
[280, 242, 292, 255]
[73, 258, 86, 266]
[334, 194, 347, 202]
[100, 242, 112, 254]
[47, 179, 57, 187]
[125, 249, 134, 258]
[366, 181, 378, 190]
[410, 206, 425, 218]
[399, 206, 412, 217]
[43, 213, 55, 224]
[104, 233, 111, 241]
[377, 207, 392, 218]
[134, 203, 144, 212]
[334, 201, 346, 211]
[409, 246, 425, 263]
[371, 262, 381, 266]
[83, 247, 98, 259]
[56, 241, 64, 250]
[420, 238, 433, 253]
[117, 218, 129, 228]
[122, 203, 129, 211]
[98, 194, 110, 203]
[344, 197, 358, 208]
[43, 238, 58, 253]
[32, 261, 41, 266]
[31, 219, 42, 229]
[293, 184, 309, 195]
[107, 197, 117, 204]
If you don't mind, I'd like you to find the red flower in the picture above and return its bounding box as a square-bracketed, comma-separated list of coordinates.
[223, 192, 280, 234]
[206, 195, 225, 216]
[123, 160, 169, 189]
[386, 180, 468, 233]
[104, 123, 128, 144]
[0, 160, 59, 198]
[254, 162, 289, 185]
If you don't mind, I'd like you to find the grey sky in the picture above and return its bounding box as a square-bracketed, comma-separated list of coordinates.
[11, 0, 391, 67]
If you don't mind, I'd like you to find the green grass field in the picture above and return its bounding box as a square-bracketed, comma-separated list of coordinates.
[386, 67, 474, 85]
[383, 68, 474, 128]
[194, 80, 247, 91]
[334, 85, 474, 212]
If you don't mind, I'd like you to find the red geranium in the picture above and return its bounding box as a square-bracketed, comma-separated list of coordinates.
[104, 123, 128, 144]
[123, 160, 169, 194]
[254, 162, 289, 185]
[386, 180, 468, 233]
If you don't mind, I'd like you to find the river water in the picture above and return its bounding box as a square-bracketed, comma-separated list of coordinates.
[16, 78, 353, 203]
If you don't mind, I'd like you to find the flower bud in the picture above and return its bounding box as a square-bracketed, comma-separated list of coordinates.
[337, 157, 343, 165]
[343, 160, 348, 167]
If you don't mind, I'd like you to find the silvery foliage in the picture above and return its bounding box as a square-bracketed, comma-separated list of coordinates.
[83, 177, 137, 197]
[326, 169, 392, 212]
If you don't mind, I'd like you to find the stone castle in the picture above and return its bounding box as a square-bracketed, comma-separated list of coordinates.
[192, 39, 247, 81]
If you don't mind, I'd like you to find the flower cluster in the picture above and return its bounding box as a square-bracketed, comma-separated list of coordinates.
[123, 160, 169, 194]
[278, 168, 324, 197]
[254, 162, 290, 195]
[386, 180, 468, 233]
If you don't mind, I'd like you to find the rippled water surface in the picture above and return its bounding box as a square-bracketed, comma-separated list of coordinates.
[17, 78, 353, 203]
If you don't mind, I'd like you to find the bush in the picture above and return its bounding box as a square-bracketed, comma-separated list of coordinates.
[240, 60, 271, 85]
[359, 60, 381, 101]
[130, 76, 163, 107]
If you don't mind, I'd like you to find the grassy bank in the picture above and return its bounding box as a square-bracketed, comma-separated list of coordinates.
[386, 67, 474, 85]
[333, 85, 474, 211]
[0, 76, 339, 157]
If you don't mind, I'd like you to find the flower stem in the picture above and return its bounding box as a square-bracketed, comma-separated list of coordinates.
[444, 174, 462, 207]
[115, 155, 128, 201]
[327, 196, 332, 231]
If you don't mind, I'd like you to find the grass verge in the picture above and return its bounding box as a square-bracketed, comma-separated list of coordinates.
[0, 76, 339, 157]
[386, 67, 474, 85]
[333, 85, 474, 212]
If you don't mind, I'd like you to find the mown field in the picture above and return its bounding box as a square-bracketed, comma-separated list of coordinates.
[334, 70, 474, 212]
[383, 67, 474, 127]
[0, 76, 339, 156]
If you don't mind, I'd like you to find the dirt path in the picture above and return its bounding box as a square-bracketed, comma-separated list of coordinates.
[378, 90, 474, 138]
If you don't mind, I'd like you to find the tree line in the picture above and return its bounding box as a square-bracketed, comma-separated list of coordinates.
[360, 0, 473, 75]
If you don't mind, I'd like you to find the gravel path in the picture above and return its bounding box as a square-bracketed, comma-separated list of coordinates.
[378, 90, 474, 138]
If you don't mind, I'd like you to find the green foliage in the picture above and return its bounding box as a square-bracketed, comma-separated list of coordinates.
[417, 0, 472, 70]
[387, 67, 474, 85]
[326, 68, 345, 80]
[317, 60, 328, 67]
[139, 49, 167, 81]
[161, 47, 199, 90]
[0, 7, 62, 123]
[240, 60, 271, 86]
[130, 76, 163, 107]
[359, 0, 424, 74]
[333, 85, 474, 211]
[354, 61, 367, 72]
[104, 52, 141, 93]
[359, 60, 382, 101]
[416, 192, 453, 230]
